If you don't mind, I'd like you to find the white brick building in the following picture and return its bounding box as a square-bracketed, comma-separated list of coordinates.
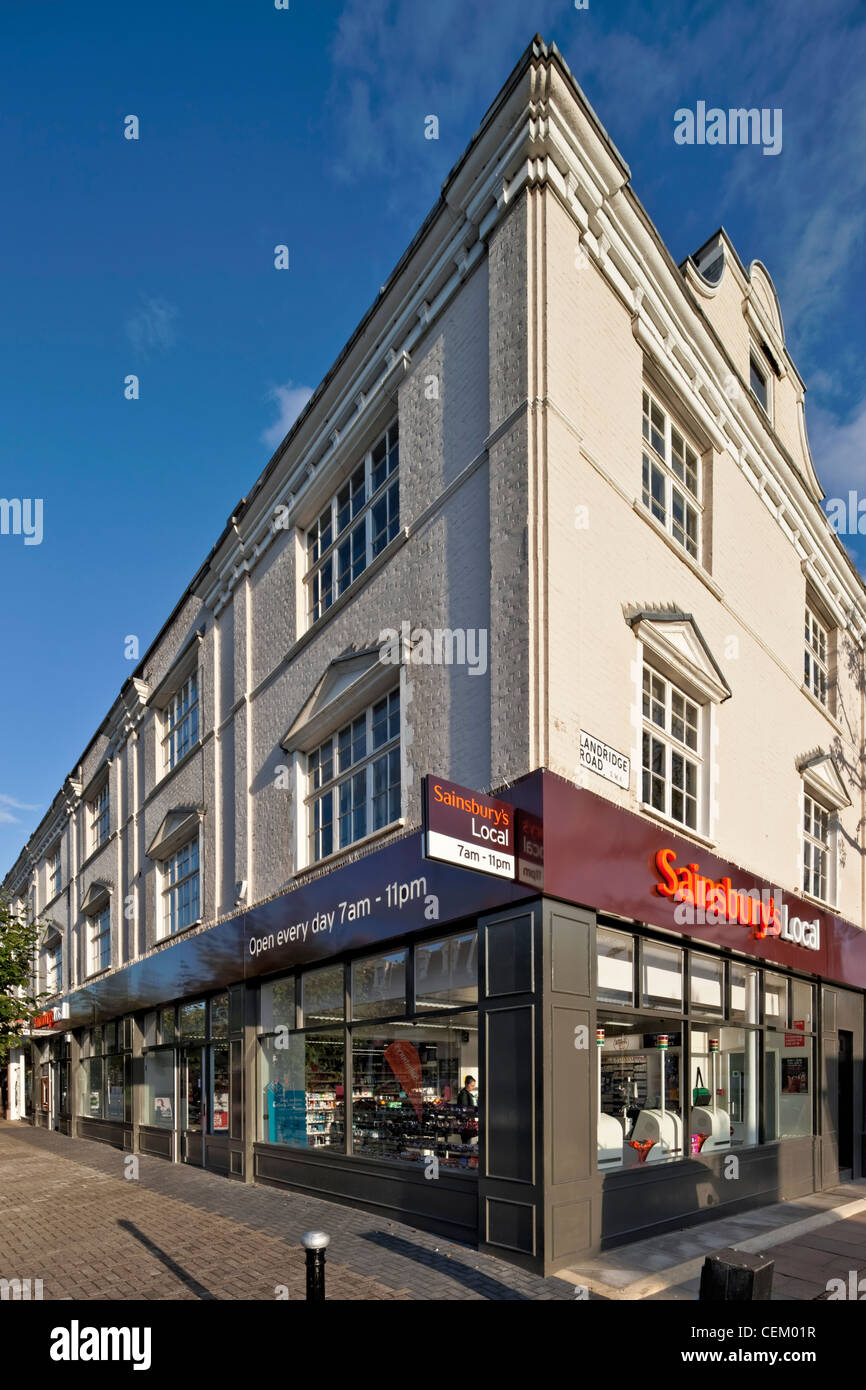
[5, 36, 865, 1275]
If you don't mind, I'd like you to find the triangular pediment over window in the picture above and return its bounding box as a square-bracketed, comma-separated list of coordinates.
[628, 608, 731, 704]
[81, 881, 111, 916]
[797, 750, 851, 810]
[146, 807, 203, 863]
[282, 645, 396, 753]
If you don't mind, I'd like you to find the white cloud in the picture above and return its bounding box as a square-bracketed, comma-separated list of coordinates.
[261, 382, 314, 451]
[125, 296, 179, 354]
[0, 793, 41, 825]
[807, 395, 866, 499]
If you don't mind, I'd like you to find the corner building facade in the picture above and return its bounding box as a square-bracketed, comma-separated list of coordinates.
[6, 36, 866, 1275]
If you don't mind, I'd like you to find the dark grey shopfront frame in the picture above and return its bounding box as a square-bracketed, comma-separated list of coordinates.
[24, 895, 866, 1278]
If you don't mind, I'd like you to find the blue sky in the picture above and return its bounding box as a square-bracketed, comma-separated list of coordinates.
[1, 0, 865, 874]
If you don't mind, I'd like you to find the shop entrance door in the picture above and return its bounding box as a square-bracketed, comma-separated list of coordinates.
[838, 1030, 854, 1178]
[180, 1047, 205, 1167]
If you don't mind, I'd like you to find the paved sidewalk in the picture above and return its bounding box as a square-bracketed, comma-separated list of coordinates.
[558, 1181, 866, 1300]
[0, 1120, 574, 1301]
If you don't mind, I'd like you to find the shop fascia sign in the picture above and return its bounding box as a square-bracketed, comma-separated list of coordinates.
[654, 848, 820, 952]
[30, 1001, 69, 1032]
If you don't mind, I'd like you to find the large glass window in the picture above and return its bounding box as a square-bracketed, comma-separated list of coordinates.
[260, 1031, 345, 1149]
[105, 1054, 125, 1120]
[415, 933, 478, 1011]
[690, 1024, 758, 1152]
[597, 928, 634, 1006]
[765, 1034, 812, 1139]
[306, 422, 399, 623]
[179, 1000, 206, 1039]
[352, 949, 407, 1020]
[81, 1055, 103, 1118]
[764, 973, 788, 1029]
[351, 1014, 479, 1168]
[690, 954, 723, 1014]
[308, 690, 400, 862]
[144, 1049, 175, 1129]
[302, 966, 344, 1027]
[261, 977, 296, 1033]
[78, 1021, 130, 1121]
[804, 607, 828, 707]
[210, 1044, 230, 1133]
[730, 963, 759, 1024]
[598, 1016, 683, 1168]
[641, 940, 683, 1009]
[258, 932, 481, 1172]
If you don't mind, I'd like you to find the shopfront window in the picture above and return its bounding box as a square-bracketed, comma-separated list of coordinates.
[210, 993, 229, 1038]
[597, 928, 634, 1006]
[690, 955, 723, 1014]
[791, 980, 814, 1032]
[415, 932, 478, 1010]
[144, 1049, 175, 1129]
[352, 1014, 479, 1168]
[689, 1024, 758, 1153]
[258, 931, 480, 1171]
[764, 974, 788, 1029]
[730, 964, 759, 1024]
[641, 941, 683, 1009]
[179, 1000, 206, 1039]
[210, 1044, 230, 1133]
[765, 1034, 812, 1139]
[105, 1054, 125, 1120]
[261, 977, 296, 1032]
[302, 966, 344, 1027]
[260, 1030, 345, 1148]
[597, 933, 814, 1171]
[351, 950, 407, 1020]
[78, 1022, 130, 1121]
[598, 1016, 682, 1167]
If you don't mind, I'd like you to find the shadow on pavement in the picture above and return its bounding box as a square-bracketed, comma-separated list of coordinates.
[117, 1219, 216, 1300]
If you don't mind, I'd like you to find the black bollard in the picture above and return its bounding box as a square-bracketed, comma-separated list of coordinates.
[301, 1230, 330, 1301]
[699, 1247, 774, 1301]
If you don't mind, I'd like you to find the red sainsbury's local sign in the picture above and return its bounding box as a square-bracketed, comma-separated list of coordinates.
[654, 848, 820, 952]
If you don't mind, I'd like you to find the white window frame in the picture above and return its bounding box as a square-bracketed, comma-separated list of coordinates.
[804, 605, 829, 708]
[162, 672, 200, 771]
[161, 834, 201, 938]
[641, 665, 702, 833]
[802, 792, 832, 905]
[641, 388, 702, 562]
[89, 783, 110, 851]
[307, 689, 401, 863]
[305, 422, 399, 625]
[48, 845, 62, 898]
[88, 907, 111, 976]
[45, 940, 62, 994]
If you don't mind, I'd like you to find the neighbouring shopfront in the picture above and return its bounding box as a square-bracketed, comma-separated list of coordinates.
[23, 770, 866, 1276]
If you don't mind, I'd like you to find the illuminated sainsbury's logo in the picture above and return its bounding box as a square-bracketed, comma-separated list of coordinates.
[653, 848, 820, 952]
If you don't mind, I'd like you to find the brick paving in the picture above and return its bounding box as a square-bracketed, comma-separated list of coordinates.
[0, 1120, 575, 1301]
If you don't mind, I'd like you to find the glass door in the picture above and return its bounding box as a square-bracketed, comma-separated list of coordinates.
[180, 1047, 205, 1166]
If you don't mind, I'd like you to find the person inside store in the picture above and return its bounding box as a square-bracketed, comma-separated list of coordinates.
[457, 1076, 477, 1108]
[456, 1075, 478, 1147]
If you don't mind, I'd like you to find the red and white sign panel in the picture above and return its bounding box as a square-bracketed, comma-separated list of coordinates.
[423, 776, 515, 880]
